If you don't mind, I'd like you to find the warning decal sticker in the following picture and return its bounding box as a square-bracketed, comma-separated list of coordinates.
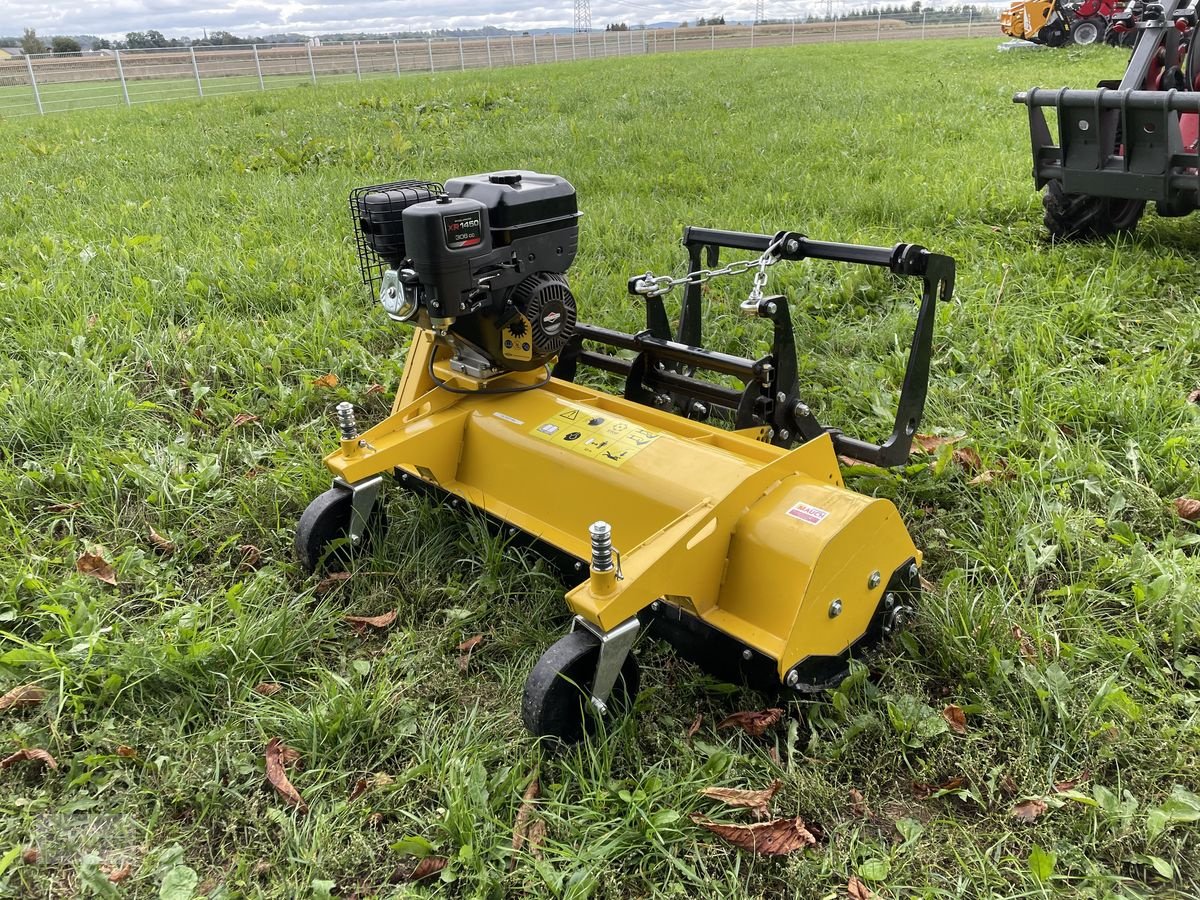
[530, 405, 661, 468]
[786, 502, 830, 525]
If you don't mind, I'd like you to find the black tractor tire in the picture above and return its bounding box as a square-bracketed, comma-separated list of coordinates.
[1071, 15, 1106, 45]
[1042, 180, 1146, 240]
[521, 629, 640, 743]
[295, 486, 385, 574]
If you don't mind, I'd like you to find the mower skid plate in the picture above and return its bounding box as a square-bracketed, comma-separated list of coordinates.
[1017, 87, 1200, 201]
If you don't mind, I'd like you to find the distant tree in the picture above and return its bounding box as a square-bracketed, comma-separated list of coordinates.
[19, 28, 47, 54]
[51, 36, 82, 54]
[94, 37, 112, 50]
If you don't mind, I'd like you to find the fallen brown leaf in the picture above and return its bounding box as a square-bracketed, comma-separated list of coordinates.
[686, 713, 703, 740]
[952, 447, 983, 473]
[21, 848, 38, 865]
[277, 745, 301, 769]
[0, 684, 47, 713]
[526, 819, 546, 860]
[398, 857, 447, 882]
[912, 433, 960, 453]
[115, 745, 137, 759]
[46, 501, 84, 513]
[768, 746, 782, 768]
[315, 572, 351, 596]
[942, 704, 967, 735]
[1012, 625, 1038, 661]
[264, 737, 307, 812]
[689, 814, 817, 856]
[231, 413, 260, 428]
[366, 383, 386, 395]
[510, 771, 540, 869]
[0, 748, 58, 770]
[912, 775, 966, 800]
[717, 708, 784, 737]
[1053, 771, 1090, 793]
[349, 778, 368, 802]
[253, 682, 282, 697]
[1000, 773, 1019, 796]
[1011, 798, 1047, 824]
[343, 610, 397, 633]
[1175, 497, 1200, 522]
[699, 780, 782, 821]
[458, 634, 484, 672]
[148, 528, 176, 556]
[847, 876, 875, 900]
[838, 454, 882, 469]
[237, 544, 263, 571]
[76, 551, 117, 585]
[1187, 387, 1200, 404]
[312, 373, 339, 389]
[848, 788, 871, 818]
[366, 811, 384, 829]
[106, 863, 132, 883]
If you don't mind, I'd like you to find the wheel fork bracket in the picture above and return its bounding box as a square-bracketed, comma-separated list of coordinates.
[333, 475, 383, 544]
[572, 615, 641, 715]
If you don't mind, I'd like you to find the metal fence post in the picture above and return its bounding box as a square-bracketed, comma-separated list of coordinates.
[922, 10, 927, 38]
[428, 38, 435, 72]
[711, 26, 715, 50]
[653, 30, 657, 52]
[25, 55, 43, 115]
[877, 10, 882, 40]
[253, 44, 265, 89]
[587, 31, 593, 57]
[553, 33, 558, 61]
[459, 38, 465, 70]
[353, 41, 361, 80]
[968, 8, 973, 36]
[190, 46, 203, 97]
[114, 49, 131, 106]
[833, 17, 838, 40]
[306, 42, 317, 83]
[751, 23, 755, 47]
[792, 21, 796, 43]
[673, 28, 677, 51]
[571, 32, 576, 59]
[394, 40, 402, 76]
[510, 33, 516, 63]
[532, 35, 537, 64]
[487, 36, 493, 67]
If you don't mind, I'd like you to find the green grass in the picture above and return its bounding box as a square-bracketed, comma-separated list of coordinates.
[0, 37, 1198, 898]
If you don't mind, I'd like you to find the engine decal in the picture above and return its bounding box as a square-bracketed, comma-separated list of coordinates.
[530, 405, 660, 467]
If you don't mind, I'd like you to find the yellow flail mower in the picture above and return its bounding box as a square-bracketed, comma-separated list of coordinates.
[295, 171, 955, 742]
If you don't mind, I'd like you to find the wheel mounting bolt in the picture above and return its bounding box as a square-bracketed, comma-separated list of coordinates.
[786, 669, 799, 687]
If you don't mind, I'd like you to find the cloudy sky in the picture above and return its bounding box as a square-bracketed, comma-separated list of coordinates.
[2, 0, 815, 40]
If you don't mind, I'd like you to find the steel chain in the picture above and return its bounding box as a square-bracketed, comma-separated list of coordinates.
[632, 235, 786, 301]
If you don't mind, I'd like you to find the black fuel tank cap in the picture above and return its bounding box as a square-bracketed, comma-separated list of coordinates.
[488, 172, 523, 185]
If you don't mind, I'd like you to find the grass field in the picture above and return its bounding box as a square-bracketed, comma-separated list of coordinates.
[0, 37, 1198, 898]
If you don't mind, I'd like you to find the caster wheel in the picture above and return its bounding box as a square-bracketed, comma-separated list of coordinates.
[295, 487, 385, 574]
[522, 629, 640, 743]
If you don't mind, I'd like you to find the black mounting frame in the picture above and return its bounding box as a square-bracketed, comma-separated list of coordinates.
[552, 228, 955, 467]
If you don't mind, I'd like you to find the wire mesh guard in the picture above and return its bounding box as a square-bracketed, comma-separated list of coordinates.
[349, 180, 443, 295]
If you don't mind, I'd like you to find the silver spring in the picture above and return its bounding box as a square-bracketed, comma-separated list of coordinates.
[336, 402, 359, 441]
[589, 521, 614, 572]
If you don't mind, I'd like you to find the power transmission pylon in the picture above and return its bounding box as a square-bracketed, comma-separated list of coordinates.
[755, 0, 764, 22]
[575, 0, 592, 32]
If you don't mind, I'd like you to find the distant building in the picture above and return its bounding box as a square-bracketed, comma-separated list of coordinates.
[0, 47, 24, 59]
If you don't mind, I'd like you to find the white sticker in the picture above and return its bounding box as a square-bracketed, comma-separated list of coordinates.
[493, 412, 524, 425]
[787, 502, 829, 525]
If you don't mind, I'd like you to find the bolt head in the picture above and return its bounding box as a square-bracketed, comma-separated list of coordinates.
[794, 401, 811, 418]
[868, 571, 881, 589]
[651, 600, 661, 611]
[786, 669, 799, 687]
[828, 598, 843, 618]
[776, 391, 787, 404]
[884, 592, 896, 609]
[786, 239, 800, 253]
[778, 429, 790, 441]
[909, 563, 919, 581]
[575, 561, 585, 572]
[766, 301, 778, 315]
[742, 648, 753, 661]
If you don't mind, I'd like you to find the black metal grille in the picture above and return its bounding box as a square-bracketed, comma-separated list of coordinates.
[349, 180, 443, 295]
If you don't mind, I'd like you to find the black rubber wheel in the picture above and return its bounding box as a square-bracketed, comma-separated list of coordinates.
[1042, 180, 1146, 240]
[1071, 16, 1105, 45]
[295, 487, 385, 573]
[521, 629, 640, 743]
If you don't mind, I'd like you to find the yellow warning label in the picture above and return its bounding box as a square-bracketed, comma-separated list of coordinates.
[530, 405, 661, 467]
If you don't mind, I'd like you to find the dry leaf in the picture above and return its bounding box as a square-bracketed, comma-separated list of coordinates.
[0, 748, 58, 770]
[106, 863, 132, 883]
[1053, 771, 1090, 793]
[46, 501, 84, 513]
[312, 373, 339, 389]
[952, 447, 983, 472]
[1011, 798, 1047, 824]
[1012, 625, 1038, 661]
[371, 772, 393, 788]
[912, 775, 966, 800]
[838, 454, 881, 469]
[343, 610, 397, 632]
[231, 413, 260, 428]
[717, 708, 784, 737]
[237, 544, 263, 571]
[942, 704, 967, 735]
[699, 780, 782, 820]
[148, 528, 176, 556]
[686, 714, 703, 740]
[689, 814, 817, 856]
[510, 772, 541, 869]
[349, 778, 368, 802]
[265, 737, 307, 812]
[254, 682, 282, 697]
[366, 811, 384, 829]
[0, 684, 47, 713]
[399, 857, 447, 882]
[315, 572, 351, 596]
[848, 788, 870, 818]
[1175, 497, 1200, 521]
[115, 745, 137, 759]
[848, 876, 875, 900]
[76, 551, 117, 585]
[458, 634, 484, 673]
[277, 745, 301, 769]
[526, 819, 546, 860]
[1000, 773, 1019, 796]
[912, 433, 960, 453]
[1187, 387, 1200, 404]
[366, 383, 386, 395]
[21, 848, 38, 865]
[768, 746, 781, 767]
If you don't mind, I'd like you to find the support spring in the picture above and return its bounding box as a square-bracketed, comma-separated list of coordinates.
[336, 402, 359, 441]
[589, 521, 613, 572]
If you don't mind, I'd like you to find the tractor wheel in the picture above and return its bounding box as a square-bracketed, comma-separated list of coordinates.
[1071, 15, 1106, 45]
[521, 629, 640, 742]
[295, 486, 385, 573]
[1042, 180, 1145, 240]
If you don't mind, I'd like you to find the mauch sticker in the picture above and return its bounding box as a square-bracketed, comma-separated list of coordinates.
[530, 405, 660, 467]
[787, 502, 829, 525]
